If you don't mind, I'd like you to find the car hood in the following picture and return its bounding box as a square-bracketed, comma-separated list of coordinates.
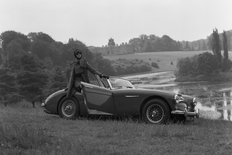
[112, 88, 176, 98]
[112, 88, 194, 101]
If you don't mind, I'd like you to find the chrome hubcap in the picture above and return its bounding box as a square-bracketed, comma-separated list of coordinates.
[146, 104, 164, 123]
[61, 100, 76, 117]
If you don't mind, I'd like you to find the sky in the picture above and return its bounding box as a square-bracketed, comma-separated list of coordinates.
[0, 0, 232, 46]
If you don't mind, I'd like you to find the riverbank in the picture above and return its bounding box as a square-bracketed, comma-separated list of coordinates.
[175, 71, 232, 82]
[1, 105, 232, 155]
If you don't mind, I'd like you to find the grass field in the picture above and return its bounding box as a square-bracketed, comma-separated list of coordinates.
[1, 104, 232, 155]
[104, 51, 232, 72]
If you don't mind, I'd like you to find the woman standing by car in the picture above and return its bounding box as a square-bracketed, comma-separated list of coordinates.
[66, 49, 109, 97]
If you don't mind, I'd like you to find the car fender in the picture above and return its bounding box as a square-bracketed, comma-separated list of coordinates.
[140, 95, 174, 116]
[44, 90, 88, 116]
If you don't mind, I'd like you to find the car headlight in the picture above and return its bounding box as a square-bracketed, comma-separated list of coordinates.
[41, 102, 45, 107]
[193, 98, 198, 106]
[174, 94, 184, 103]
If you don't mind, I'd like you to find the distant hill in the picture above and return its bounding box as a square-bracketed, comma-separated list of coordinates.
[90, 30, 232, 55]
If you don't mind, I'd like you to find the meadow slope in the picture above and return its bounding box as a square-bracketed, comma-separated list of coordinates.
[104, 51, 232, 72]
[0, 105, 232, 155]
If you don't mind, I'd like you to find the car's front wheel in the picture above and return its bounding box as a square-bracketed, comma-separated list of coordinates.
[58, 97, 79, 119]
[142, 99, 170, 124]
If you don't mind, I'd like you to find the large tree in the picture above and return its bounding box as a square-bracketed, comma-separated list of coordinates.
[17, 54, 48, 107]
[0, 48, 3, 67]
[0, 68, 19, 106]
[210, 29, 222, 64]
[222, 31, 231, 71]
[0, 31, 30, 69]
[28, 32, 55, 43]
[108, 38, 116, 47]
[0, 31, 30, 51]
[49, 67, 67, 94]
[29, 32, 59, 64]
[223, 31, 228, 61]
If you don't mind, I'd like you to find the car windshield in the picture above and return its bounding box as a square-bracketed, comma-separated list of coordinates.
[109, 78, 135, 89]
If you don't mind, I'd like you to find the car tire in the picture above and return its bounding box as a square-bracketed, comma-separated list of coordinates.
[142, 99, 170, 124]
[58, 97, 79, 120]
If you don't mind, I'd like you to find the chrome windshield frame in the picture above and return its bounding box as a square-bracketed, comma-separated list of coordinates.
[106, 78, 113, 90]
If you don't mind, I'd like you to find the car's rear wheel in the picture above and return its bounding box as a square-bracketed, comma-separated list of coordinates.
[142, 99, 170, 124]
[58, 97, 79, 119]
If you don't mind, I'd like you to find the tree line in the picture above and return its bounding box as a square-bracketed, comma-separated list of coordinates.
[176, 29, 232, 81]
[0, 31, 155, 106]
[0, 31, 117, 106]
[91, 30, 232, 55]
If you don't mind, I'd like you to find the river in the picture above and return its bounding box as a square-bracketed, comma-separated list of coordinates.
[123, 71, 232, 121]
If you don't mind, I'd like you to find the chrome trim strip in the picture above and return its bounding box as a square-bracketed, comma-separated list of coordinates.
[85, 85, 94, 89]
[125, 95, 139, 98]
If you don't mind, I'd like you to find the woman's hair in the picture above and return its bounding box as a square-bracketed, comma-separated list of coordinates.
[74, 49, 82, 59]
[74, 49, 82, 56]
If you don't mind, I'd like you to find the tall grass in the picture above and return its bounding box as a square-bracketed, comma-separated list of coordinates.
[0, 123, 51, 149]
[0, 122, 85, 155]
[1, 105, 232, 154]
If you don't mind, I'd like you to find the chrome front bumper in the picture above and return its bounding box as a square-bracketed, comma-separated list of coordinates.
[171, 108, 199, 118]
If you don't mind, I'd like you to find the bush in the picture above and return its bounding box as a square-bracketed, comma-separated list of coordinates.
[196, 52, 220, 75]
[151, 62, 159, 68]
[112, 59, 152, 75]
[93, 53, 116, 75]
[176, 57, 195, 76]
[176, 52, 220, 77]
[222, 60, 232, 71]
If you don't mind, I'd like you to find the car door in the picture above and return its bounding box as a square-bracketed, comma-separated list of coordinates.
[81, 73, 116, 115]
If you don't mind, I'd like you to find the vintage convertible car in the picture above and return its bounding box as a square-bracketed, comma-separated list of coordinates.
[42, 73, 199, 124]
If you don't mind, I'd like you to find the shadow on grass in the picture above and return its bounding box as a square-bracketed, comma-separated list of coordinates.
[78, 114, 198, 126]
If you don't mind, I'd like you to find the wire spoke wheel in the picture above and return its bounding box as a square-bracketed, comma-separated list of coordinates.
[142, 99, 170, 124]
[146, 104, 164, 124]
[59, 97, 79, 119]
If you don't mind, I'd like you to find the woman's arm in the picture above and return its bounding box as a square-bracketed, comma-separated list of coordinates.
[86, 61, 102, 76]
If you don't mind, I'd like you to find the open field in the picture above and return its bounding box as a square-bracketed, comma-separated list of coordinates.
[104, 51, 232, 72]
[1, 105, 232, 155]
